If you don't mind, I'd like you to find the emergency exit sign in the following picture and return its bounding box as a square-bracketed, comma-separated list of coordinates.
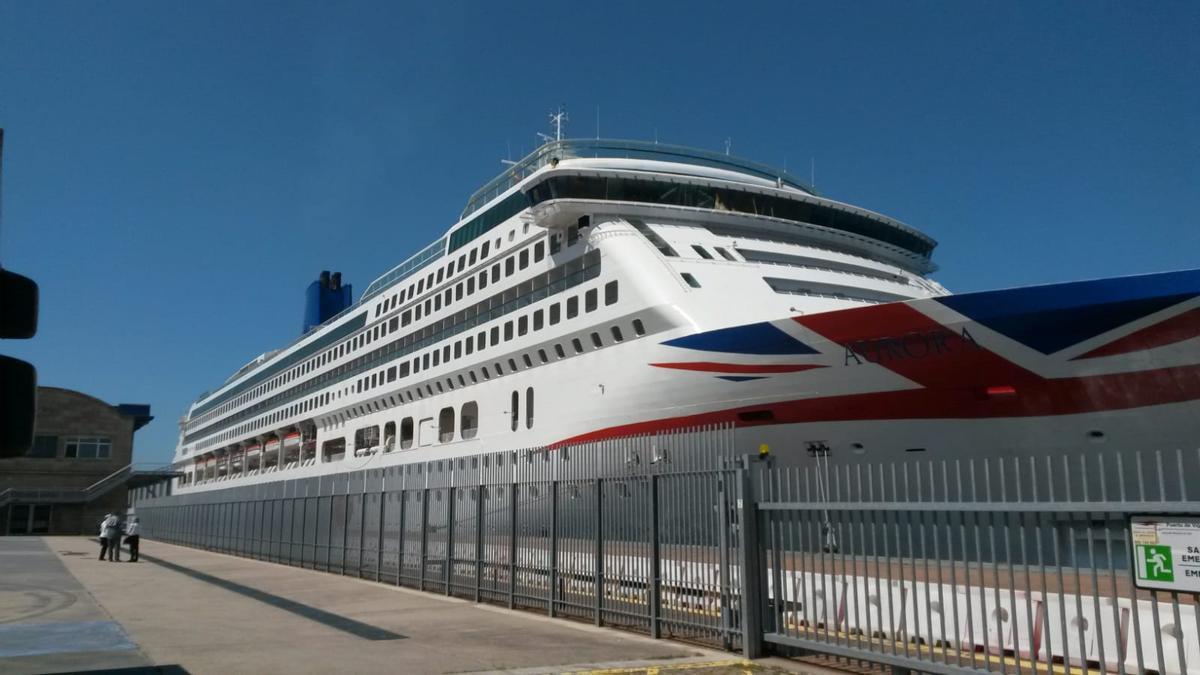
[1131, 516, 1200, 593]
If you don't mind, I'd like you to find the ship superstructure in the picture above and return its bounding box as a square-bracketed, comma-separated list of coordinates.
[171, 137, 1200, 492]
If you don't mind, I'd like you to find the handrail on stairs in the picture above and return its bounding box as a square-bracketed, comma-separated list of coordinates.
[0, 464, 134, 509]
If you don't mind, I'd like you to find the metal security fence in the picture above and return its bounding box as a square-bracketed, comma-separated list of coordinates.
[134, 425, 747, 649]
[751, 449, 1200, 674]
[134, 434, 1200, 674]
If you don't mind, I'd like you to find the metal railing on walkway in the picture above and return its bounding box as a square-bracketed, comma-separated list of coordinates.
[131, 430, 1200, 674]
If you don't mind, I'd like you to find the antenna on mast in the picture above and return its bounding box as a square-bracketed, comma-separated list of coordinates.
[539, 105, 569, 145]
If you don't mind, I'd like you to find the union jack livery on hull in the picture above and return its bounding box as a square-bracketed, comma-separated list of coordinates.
[170, 135, 1200, 491]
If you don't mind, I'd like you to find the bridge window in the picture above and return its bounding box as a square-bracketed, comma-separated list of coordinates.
[692, 245, 713, 260]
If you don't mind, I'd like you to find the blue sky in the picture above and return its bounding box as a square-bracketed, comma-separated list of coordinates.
[1, 1, 1197, 465]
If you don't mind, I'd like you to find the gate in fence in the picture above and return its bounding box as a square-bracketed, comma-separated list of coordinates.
[134, 429, 1200, 674]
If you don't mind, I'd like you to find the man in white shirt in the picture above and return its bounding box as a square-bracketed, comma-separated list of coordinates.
[98, 515, 112, 560]
[101, 513, 121, 562]
[124, 517, 140, 562]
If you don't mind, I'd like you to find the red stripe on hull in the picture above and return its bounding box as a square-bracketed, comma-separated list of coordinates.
[552, 364, 1200, 447]
[649, 362, 827, 374]
[1074, 307, 1200, 359]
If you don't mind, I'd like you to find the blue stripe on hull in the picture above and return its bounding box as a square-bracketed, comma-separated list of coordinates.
[662, 321, 819, 355]
[935, 269, 1200, 354]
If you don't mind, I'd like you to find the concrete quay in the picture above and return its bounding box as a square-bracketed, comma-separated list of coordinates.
[0, 536, 835, 674]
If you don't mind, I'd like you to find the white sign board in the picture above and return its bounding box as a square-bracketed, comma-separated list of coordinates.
[1130, 516, 1200, 592]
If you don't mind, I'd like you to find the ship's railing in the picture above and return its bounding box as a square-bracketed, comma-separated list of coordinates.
[461, 138, 817, 219]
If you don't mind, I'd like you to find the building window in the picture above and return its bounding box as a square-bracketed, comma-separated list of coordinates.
[510, 391, 519, 432]
[505, 258, 515, 276]
[525, 387, 534, 429]
[64, 437, 111, 459]
[461, 402, 479, 439]
[29, 435, 57, 458]
[633, 319, 646, 336]
[681, 273, 701, 288]
[438, 407, 455, 443]
[611, 325, 624, 342]
[604, 280, 619, 305]
[533, 309, 544, 331]
[537, 348, 548, 363]
[518, 315, 528, 336]
[572, 338, 584, 354]
[591, 332, 603, 348]
[519, 249, 529, 270]
[585, 288, 598, 312]
[534, 241, 545, 262]
[549, 303, 561, 325]
[554, 344, 566, 359]
[567, 296, 579, 319]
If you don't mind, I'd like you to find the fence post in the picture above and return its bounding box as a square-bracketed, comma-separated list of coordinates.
[376, 481, 385, 582]
[549, 479, 558, 618]
[419, 487, 429, 592]
[475, 482, 484, 604]
[446, 486, 456, 596]
[359, 482, 368, 578]
[508, 483, 518, 609]
[649, 473, 661, 639]
[739, 455, 765, 659]
[595, 477, 604, 627]
[396, 488, 406, 586]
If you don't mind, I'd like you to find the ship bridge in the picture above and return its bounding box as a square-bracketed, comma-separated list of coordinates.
[461, 138, 817, 220]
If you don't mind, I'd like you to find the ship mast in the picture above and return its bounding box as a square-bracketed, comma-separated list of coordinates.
[538, 105, 568, 145]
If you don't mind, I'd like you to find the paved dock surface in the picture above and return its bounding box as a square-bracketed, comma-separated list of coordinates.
[0, 537, 834, 675]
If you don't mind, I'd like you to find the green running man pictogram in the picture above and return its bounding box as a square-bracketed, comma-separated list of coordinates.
[1141, 544, 1173, 582]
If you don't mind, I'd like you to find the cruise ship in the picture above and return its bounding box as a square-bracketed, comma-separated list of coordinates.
[171, 135, 1200, 491]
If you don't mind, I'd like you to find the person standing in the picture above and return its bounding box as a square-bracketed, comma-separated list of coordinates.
[102, 513, 121, 562]
[98, 514, 112, 560]
[124, 517, 140, 562]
